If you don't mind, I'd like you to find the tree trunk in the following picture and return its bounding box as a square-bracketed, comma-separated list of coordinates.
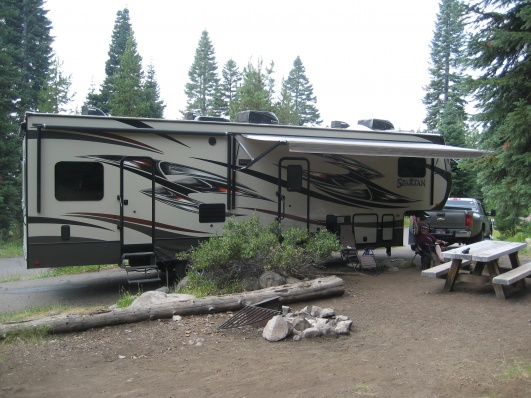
[0, 276, 344, 338]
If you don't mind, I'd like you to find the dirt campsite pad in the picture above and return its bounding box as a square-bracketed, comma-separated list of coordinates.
[1, 256, 530, 398]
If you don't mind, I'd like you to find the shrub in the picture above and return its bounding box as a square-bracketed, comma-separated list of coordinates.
[181, 215, 341, 294]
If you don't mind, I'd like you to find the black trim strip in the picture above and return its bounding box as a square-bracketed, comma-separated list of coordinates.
[37, 125, 42, 213]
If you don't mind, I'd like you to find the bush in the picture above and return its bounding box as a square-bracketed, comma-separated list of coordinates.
[180, 215, 341, 295]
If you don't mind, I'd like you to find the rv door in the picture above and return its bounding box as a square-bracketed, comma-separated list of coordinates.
[118, 157, 156, 252]
[277, 158, 310, 230]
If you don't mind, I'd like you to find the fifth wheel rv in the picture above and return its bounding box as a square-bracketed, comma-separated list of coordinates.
[21, 111, 485, 281]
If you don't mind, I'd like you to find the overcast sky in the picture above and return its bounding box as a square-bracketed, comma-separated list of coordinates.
[44, 0, 441, 130]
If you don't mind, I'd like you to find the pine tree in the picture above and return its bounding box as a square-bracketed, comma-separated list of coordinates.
[423, 0, 468, 132]
[284, 56, 321, 125]
[0, 0, 52, 239]
[0, 0, 23, 240]
[38, 56, 75, 113]
[230, 58, 275, 120]
[422, 0, 474, 197]
[109, 34, 144, 117]
[466, 0, 531, 233]
[141, 63, 166, 118]
[274, 79, 299, 125]
[185, 30, 220, 116]
[11, 0, 53, 117]
[214, 59, 241, 118]
[86, 8, 132, 113]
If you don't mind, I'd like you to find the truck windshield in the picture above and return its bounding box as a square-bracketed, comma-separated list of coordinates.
[445, 200, 475, 210]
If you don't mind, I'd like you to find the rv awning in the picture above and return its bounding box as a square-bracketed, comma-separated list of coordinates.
[242, 135, 487, 159]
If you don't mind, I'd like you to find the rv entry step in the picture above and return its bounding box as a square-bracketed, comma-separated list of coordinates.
[121, 251, 161, 284]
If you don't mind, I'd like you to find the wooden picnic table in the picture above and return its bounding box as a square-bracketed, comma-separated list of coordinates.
[441, 240, 527, 299]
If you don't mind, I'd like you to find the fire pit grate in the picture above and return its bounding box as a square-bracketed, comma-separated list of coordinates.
[218, 297, 282, 330]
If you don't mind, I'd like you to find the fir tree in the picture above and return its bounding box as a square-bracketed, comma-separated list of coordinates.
[423, 0, 473, 197]
[466, 0, 531, 233]
[86, 8, 132, 113]
[423, 0, 468, 132]
[230, 58, 275, 120]
[274, 79, 299, 125]
[0, 0, 23, 240]
[38, 56, 75, 113]
[284, 56, 321, 125]
[185, 30, 220, 116]
[109, 34, 144, 116]
[214, 59, 241, 118]
[141, 63, 166, 118]
[11, 0, 53, 117]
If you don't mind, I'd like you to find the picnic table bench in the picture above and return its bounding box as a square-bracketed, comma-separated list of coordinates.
[422, 240, 528, 299]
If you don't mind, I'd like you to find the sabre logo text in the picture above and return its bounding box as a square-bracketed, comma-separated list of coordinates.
[397, 179, 426, 188]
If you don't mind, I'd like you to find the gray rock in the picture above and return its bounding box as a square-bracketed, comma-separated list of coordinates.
[319, 307, 336, 318]
[175, 276, 190, 291]
[262, 315, 290, 342]
[335, 315, 350, 322]
[291, 316, 312, 332]
[310, 305, 322, 317]
[334, 320, 353, 335]
[241, 277, 260, 291]
[285, 276, 301, 284]
[302, 327, 322, 338]
[131, 291, 195, 308]
[155, 286, 170, 293]
[259, 271, 286, 288]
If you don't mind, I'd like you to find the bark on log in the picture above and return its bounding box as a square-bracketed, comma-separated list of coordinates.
[0, 276, 344, 338]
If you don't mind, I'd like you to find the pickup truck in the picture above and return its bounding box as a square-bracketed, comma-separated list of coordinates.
[424, 198, 496, 245]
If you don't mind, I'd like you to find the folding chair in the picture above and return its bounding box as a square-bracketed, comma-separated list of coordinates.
[358, 248, 379, 275]
[341, 246, 359, 267]
[411, 244, 439, 270]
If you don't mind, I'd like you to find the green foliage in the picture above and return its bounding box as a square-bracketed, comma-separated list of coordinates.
[141, 63, 166, 118]
[0, 0, 52, 240]
[283, 56, 321, 126]
[423, 0, 467, 131]
[116, 286, 141, 308]
[230, 58, 275, 119]
[466, 1, 531, 233]
[37, 55, 75, 113]
[182, 216, 341, 295]
[215, 59, 242, 118]
[0, 239, 22, 258]
[185, 30, 220, 116]
[86, 8, 131, 114]
[109, 33, 144, 116]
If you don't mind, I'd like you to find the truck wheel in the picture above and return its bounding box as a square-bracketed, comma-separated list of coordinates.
[470, 226, 485, 244]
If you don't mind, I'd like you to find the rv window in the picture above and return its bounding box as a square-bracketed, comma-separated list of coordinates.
[397, 158, 426, 178]
[286, 165, 303, 192]
[55, 162, 104, 201]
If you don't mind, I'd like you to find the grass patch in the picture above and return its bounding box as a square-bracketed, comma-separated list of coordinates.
[116, 287, 142, 308]
[501, 362, 531, 380]
[0, 240, 23, 258]
[0, 274, 22, 283]
[0, 305, 71, 323]
[35, 264, 118, 278]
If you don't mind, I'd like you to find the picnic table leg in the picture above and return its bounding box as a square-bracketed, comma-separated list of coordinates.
[471, 261, 485, 276]
[508, 252, 527, 290]
[486, 259, 507, 299]
[444, 259, 462, 292]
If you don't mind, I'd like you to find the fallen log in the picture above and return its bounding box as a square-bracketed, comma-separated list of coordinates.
[0, 276, 344, 338]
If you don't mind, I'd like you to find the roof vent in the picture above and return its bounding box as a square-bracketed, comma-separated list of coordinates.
[358, 119, 394, 130]
[331, 121, 350, 129]
[81, 106, 107, 116]
[237, 110, 279, 124]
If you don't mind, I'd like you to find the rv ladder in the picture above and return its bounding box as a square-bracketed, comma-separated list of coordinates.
[121, 251, 161, 284]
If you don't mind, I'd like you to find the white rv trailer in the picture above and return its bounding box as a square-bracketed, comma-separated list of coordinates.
[21, 111, 485, 280]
